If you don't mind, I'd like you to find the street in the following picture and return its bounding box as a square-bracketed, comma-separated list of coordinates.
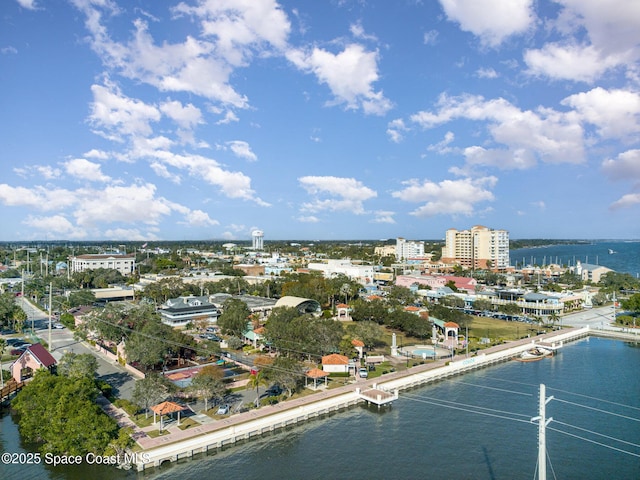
[9, 297, 138, 400]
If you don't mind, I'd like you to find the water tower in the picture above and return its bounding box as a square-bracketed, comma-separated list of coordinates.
[252, 230, 264, 250]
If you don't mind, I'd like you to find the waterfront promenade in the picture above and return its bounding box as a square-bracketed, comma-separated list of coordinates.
[128, 326, 600, 471]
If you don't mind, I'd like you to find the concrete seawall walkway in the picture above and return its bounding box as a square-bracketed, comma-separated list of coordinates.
[114, 329, 591, 452]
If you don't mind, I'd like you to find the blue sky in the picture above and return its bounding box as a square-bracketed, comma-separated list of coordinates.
[1, 0, 639, 242]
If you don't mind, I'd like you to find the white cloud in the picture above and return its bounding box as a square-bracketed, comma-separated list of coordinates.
[287, 44, 392, 115]
[23, 215, 75, 235]
[610, 193, 640, 210]
[392, 176, 497, 217]
[350, 22, 378, 42]
[16, 0, 38, 10]
[64, 158, 111, 182]
[89, 82, 161, 139]
[386, 118, 408, 143]
[439, 0, 535, 47]
[150, 151, 268, 205]
[601, 150, 640, 182]
[160, 99, 203, 129]
[371, 211, 395, 224]
[423, 30, 439, 45]
[297, 215, 319, 223]
[172, 0, 291, 62]
[226, 140, 257, 161]
[524, 1, 640, 82]
[83, 149, 110, 160]
[178, 209, 219, 227]
[410, 93, 585, 167]
[428, 131, 455, 153]
[562, 87, 640, 139]
[298, 176, 377, 214]
[524, 43, 624, 83]
[476, 67, 498, 79]
[0, 184, 76, 211]
[2, 46, 18, 55]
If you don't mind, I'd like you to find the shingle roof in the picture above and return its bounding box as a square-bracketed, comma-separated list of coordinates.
[25, 343, 56, 368]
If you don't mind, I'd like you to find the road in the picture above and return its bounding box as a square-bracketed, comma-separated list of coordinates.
[8, 298, 138, 400]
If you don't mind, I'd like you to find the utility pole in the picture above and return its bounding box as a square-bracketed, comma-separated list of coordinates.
[531, 383, 554, 480]
[48, 282, 52, 350]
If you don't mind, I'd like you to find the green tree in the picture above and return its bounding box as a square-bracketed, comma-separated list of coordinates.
[622, 293, 640, 314]
[472, 298, 493, 311]
[348, 320, 383, 350]
[12, 370, 119, 455]
[247, 370, 268, 407]
[218, 298, 251, 338]
[131, 373, 171, 418]
[58, 352, 99, 379]
[188, 365, 226, 412]
[265, 356, 305, 398]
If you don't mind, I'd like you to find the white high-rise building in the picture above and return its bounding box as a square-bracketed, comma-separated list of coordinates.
[441, 225, 509, 270]
[395, 237, 425, 260]
[252, 230, 264, 250]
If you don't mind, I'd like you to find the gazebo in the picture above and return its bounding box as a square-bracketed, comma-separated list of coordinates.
[305, 368, 329, 390]
[150, 401, 185, 432]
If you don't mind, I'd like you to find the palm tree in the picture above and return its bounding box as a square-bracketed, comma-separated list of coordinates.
[247, 370, 268, 407]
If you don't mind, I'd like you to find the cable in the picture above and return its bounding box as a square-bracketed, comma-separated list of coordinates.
[402, 391, 533, 421]
[451, 380, 533, 397]
[552, 419, 640, 449]
[553, 397, 640, 422]
[547, 425, 640, 458]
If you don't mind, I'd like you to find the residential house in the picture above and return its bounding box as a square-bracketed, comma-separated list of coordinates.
[11, 343, 57, 383]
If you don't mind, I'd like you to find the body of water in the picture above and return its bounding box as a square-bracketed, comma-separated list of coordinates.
[511, 240, 640, 277]
[2, 337, 639, 480]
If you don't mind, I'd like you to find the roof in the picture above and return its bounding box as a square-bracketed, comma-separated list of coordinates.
[25, 343, 56, 368]
[321, 353, 349, 365]
[274, 296, 321, 314]
[306, 368, 329, 378]
[351, 339, 365, 347]
[444, 322, 460, 328]
[150, 401, 185, 415]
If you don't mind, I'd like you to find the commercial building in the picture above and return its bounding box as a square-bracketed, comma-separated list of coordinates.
[69, 253, 136, 276]
[441, 225, 509, 270]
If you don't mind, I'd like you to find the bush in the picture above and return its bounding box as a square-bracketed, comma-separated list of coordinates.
[96, 380, 113, 398]
[114, 398, 140, 416]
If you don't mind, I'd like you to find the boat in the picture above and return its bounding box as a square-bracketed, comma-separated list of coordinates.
[514, 346, 554, 362]
[608, 249, 616, 254]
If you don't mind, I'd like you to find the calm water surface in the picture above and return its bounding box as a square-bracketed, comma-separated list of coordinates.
[511, 240, 640, 276]
[2, 337, 639, 480]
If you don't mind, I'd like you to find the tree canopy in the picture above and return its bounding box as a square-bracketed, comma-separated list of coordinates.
[12, 370, 120, 456]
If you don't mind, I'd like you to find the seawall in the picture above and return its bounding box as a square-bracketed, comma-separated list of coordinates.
[135, 326, 593, 471]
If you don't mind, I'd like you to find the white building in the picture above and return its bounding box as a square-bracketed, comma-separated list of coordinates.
[306, 259, 375, 286]
[441, 225, 509, 270]
[395, 237, 425, 261]
[252, 230, 264, 250]
[69, 253, 136, 276]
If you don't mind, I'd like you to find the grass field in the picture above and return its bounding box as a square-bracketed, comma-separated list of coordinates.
[380, 316, 548, 354]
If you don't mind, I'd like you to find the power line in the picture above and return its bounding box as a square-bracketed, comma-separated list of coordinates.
[553, 397, 640, 423]
[552, 419, 640, 449]
[547, 425, 640, 458]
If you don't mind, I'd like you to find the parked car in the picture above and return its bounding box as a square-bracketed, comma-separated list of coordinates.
[11, 346, 29, 356]
[216, 404, 230, 415]
[260, 385, 283, 399]
[6, 338, 28, 347]
[53, 323, 64, 329]
[359, 367, 368, 378]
